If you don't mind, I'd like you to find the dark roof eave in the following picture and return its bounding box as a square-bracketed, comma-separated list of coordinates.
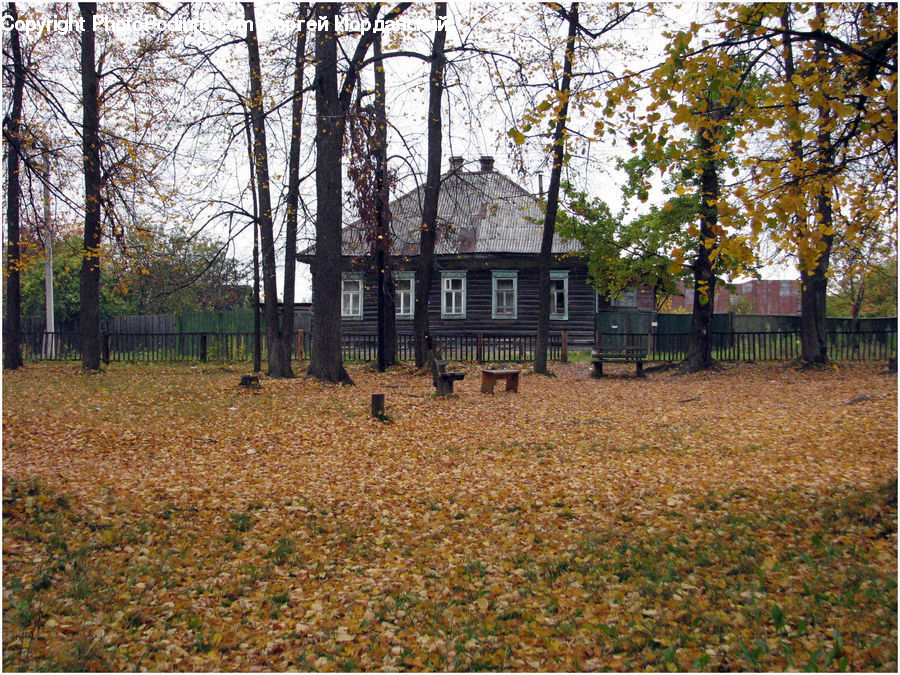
[335, 251, 588, 265]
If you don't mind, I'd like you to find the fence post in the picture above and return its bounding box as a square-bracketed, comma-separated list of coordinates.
[200, 333, 207, 363]
[561, 331, 568, 363]
[102, 333, 110, 364]
[297, 329, 304, 360]
[477, 333, 484, 364]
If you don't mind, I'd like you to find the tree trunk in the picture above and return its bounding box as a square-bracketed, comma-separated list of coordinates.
[849, 279, 863, 354]
[374, 32, 396, 370]
[79, 2, 102, 371]
[798, 188, 834, 367]
[307, 3, 353, 384]
[535, 2, 578, 375]
[799, 264, 830, 363]
[376, 247, 386, 371]
[383, 270, 397, 364]
[799, 7, 835, 366]
[243, 3, 283, 377]
[252, 217, 261, 372]
[243, 112, 262, 373]
[3, 2, 24, 370]
[305, 3, 405, 381]
[276, 6, 310, 378]
[413, 2, 447, 369]
[682, 125, 719, 373]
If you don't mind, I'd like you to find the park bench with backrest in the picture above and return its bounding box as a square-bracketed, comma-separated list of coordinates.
[427, 349, 466, 395]
[591, 346, 647, 377]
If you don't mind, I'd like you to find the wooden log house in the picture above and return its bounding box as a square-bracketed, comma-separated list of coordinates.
[298, 156, 654, 346]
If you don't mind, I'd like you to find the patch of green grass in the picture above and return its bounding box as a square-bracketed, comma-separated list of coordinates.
[67, 549, 99, 603]
[541, 557, 571, 580]
[394, 590, 420, 610]
[53, 634, 111, 671]
[31, 571, 54, 592]
[193, 631, 214, 654]
[464, 560, 488, 578]
[230, 511, 254, 532]
[267, 536, 296, 565]
[422, 499, 442, 511]
[6, 578, 37, 628]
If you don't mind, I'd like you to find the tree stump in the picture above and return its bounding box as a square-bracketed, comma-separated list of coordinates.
[239, 374, 261, 389]
[371, 393, 386, 420]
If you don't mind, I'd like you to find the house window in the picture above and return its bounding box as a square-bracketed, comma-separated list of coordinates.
[441, 271, 466, 318]
[395, 272, 414, 318]
[550, 271, 568, 320]
[341, 274, 363, 319]
[492, 271, 517, 319]
[611, 288, 638, 308]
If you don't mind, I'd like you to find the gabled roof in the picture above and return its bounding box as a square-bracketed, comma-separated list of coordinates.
[336, 166, 581, 258]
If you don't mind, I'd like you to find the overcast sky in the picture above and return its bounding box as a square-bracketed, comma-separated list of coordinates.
[10, 2, 797, 306]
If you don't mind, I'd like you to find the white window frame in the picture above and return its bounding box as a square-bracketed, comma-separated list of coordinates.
[341, 273, 364, 320]
[550, 270, 569, 320]
[491, 270, 518, 320]
[441, 271, 466, 319]
[394, 271, 414, 319]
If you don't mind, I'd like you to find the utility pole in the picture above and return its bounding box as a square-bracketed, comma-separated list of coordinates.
[42, 176, 56, 359]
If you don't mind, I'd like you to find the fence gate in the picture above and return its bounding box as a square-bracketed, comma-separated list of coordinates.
[595, 310, 657, 350]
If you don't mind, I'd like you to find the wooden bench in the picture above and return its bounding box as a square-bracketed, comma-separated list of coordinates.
[481, 369, 520, 394]
[591, 347, 647, 378]
[428, 350, 466, 395]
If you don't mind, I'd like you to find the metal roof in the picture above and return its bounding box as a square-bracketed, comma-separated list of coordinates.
[339, 168, 582, 258]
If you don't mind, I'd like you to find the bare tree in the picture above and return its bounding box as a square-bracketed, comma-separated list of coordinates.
[277, 4, 312, 377]
[413, 2, 447, 369]
[374, 32, 397, 370]
[307, 2, 409, 384]
[242, 2, 314, 378]
[79, 1, 103, 370]
[242, 2, 281, 377]
[346, 30, 397, 372]
[534, 3, 578, 376]
[3, 2, 25, 369]
[484, 3, 644, 373]
[7, 3, 194, 369]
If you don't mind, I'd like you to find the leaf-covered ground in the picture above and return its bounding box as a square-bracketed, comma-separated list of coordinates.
[2, 360, 897, 671]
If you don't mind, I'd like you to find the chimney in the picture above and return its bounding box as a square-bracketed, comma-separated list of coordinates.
[449, 156, 464, 172]
[479, 156, 495, 172]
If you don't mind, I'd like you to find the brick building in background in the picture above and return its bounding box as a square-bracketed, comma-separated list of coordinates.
[667, 279, 801, 315]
